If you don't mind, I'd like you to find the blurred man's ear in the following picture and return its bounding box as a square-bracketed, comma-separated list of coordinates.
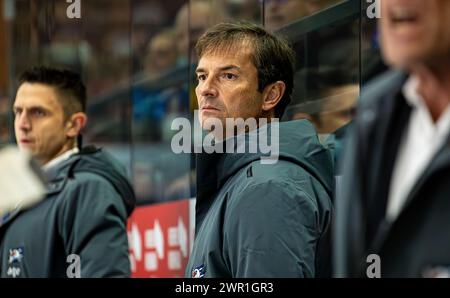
[262, 81, 286, 114]
[66, 112, 88, 138]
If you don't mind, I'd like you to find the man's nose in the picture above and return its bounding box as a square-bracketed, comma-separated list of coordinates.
[16, 112, 31, 131]
[198, 77, 218, 98]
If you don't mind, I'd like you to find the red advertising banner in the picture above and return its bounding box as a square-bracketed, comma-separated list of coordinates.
[127, 199, 195, 278]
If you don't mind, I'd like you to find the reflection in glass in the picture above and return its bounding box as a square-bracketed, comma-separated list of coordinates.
[264, 0, 345, 31]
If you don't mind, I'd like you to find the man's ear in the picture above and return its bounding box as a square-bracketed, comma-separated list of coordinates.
[66, 112, 88, 138]
[262, 81, 286, 113]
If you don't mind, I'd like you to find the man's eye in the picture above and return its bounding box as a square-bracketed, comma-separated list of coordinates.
[222, 73, 237, 80]
[33, 110, 46, 117]
[197, 74, 207, 81]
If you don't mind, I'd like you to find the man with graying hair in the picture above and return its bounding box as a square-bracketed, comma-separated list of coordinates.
[335, 0, 450, 277]
[186, 22, 333, 278]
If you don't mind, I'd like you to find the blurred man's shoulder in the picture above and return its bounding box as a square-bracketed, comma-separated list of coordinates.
[360, 69, 409, 108]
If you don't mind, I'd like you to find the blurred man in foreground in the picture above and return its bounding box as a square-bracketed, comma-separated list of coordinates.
[335, 0, 450, 277]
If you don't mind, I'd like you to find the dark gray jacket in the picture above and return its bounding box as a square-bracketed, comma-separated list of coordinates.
[186, 120, 333, 278]
[0, 146, 135, 278]
[335, 70, 450, 277]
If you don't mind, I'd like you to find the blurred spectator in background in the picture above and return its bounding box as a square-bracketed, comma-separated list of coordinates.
[131, 1, 170, 74]
[335, 0, 450, 277]
[218, 0, 261, 22]
[144, 28, 178, 80]
[265, 0, 343, 31]
[132, 26, 188, 142]
[175, 0, 226, 66]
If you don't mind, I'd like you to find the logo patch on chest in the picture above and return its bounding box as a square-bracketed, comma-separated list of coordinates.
[8, 247, 24, 265]
[7, 247, 24, 278]
[191, 264, 206, 278]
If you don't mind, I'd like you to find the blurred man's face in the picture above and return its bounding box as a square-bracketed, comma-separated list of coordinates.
[147, 34, 177, 73]
[265, 0, 309, 31]
[380, 0, 450, 69]
[14, 83, 73, 165]
[176, 2, 218, 63]
[195, 42, 263, 132]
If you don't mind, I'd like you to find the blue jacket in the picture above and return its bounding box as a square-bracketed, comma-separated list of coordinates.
[186, 120, 333, 277]
[0, 147, 135, 277]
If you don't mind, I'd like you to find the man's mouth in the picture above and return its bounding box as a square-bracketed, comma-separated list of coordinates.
[201, 105, 220, 111]
[19, 139, 33, 145]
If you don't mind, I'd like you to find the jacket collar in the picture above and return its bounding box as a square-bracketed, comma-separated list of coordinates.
[42, 147, 79, 172]
[44, 154, 81, 197]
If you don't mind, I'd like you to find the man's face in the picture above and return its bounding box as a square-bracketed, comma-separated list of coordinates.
[14, 83, 72, 165]
[380, 0, 450, 69]
[195, 42, 264, 133]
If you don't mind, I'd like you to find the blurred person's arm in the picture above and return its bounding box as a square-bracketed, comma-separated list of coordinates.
[0, 146, 46, 227]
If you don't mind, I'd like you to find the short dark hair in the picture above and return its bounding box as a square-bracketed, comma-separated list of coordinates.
[18, 66, 87, 117]
[195, 21, 295, 118]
